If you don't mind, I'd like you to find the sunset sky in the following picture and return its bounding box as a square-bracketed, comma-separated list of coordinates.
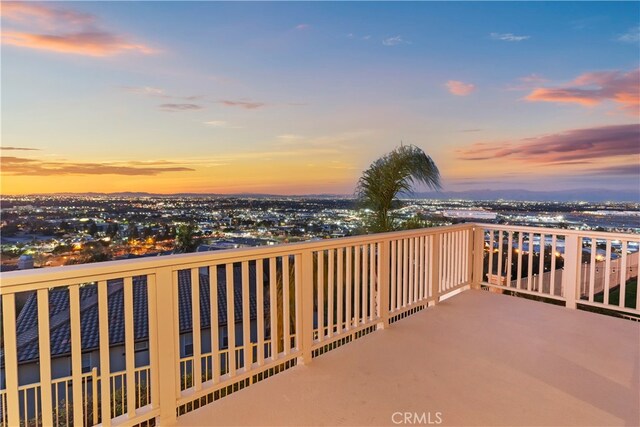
[1, 1, 639, 195]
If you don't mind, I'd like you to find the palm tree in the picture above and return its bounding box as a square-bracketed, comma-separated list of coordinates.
[356, 144, 441, 233]
[174, 223, 198, 253]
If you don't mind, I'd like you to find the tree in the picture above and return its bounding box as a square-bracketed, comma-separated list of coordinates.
[175, 223, 198, 253]
[356, 144, 441, 233]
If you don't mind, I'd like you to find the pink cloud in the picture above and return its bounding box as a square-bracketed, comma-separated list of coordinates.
[0, 2, 94, 27]
[457, 124, 639, 164]
[1, 2, 154, 57]
[3, 31, 154, 56]
[220, 100, 266, 110]
[295, 24, 310, 31]
[446, 80, 476, 96]
[525, 68, 639, 115]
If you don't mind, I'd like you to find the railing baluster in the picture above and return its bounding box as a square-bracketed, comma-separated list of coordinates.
[390, 241, 397, 311]
[226, 263, 237, 375]
[589, 238, 597, 302]
[336, 247, 344, 333]
[294, 254, 302, 352]
[299, 250, 314, 363]
[496, 231, 503, 289]
[124, 277, 137, 416]
[345, 247, 352, 330]
[362, 245, 368, 322]
[550, 235, 557, 296]
[603, 240, 612, 305]
[506, 232, 513, 288]
[527, 233, 534, 292]
[282, 256, 291, 354]
[2, 294, 19, 427]
[619, 241, 628, 308]
[538, 234, 546, 293]
[36, 289, 54, 427]
[317, 251, 325, 338]
[370, 243, 376, 320]
[242, 261, 252, 366]
[396, 240, 402, 308]
[418, 236, 425, 300]
[327, 249, 335, 337]
[256, 260, 264, 366]
[430, 234, 441, 302]
[403, 239, 409, 306]
[97, 280, 111, 427]
[269, 258, 278, 361]
[190, 269, 202, 390]
[378, 241, 390, 326]
[354, 246, 360, 326]
[408, 237, 414, 303]
[516, 233, 523, 289]
[70, 286, 85, 425]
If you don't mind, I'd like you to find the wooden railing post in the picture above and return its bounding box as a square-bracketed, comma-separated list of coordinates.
[562, 234, 580, 309]
[2, 293, 20, 427]
[298, 250, 315, 364]
[152, 267, 179, 425]
[471, 225, 486, 289]
[430, 233, 441, 305]
[377, 240, 390, 328]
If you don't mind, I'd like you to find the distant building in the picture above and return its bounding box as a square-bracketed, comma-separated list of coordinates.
[442, 210, 497, 220]
[17, 255, 34, 270]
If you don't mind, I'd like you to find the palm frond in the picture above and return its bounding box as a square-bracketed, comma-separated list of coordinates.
[356, 144, 441, 233]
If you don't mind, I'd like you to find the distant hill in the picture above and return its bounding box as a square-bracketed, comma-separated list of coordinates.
[17, 188, 640, 202]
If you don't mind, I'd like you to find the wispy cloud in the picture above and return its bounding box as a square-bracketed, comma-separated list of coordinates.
[1, 157, 195, 176]
[617, 26, 640, 43]
[1, 146, 41, 151]
[506, 74, 548, 91]
[459, 129, 483, 133]
[295, 24, 309, 31]
[525, 68, 639, 115]
[382, 36, 409, 46]
[220, 100, 266, 110]
[123, 86, 166, 96]
[456, 124, 639, 164]
[446, 80, 476, 96]
[490, 32, 530, 42]
[159, 103, 203, 112]
[203, 120, 227, 127]
[1, 3, 154, 57]
[588, 163, 640, 176]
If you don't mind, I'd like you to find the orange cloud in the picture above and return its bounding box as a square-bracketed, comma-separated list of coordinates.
[1, 157, 194, 176]
[1, 2, 154, 56]
[0, 2, 94, 27]
[2, 31, 154, 56]
[446, 80, 475, 96]
[525, 68, 639, 115]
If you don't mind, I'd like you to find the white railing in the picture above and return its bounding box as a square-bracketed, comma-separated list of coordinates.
[0, 223, 637, 426]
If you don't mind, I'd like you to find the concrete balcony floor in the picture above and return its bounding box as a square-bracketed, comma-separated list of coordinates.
[176, 290, 640, 426]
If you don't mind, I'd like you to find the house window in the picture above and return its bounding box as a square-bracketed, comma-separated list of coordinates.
[221, 329, 228, 349]
[182, 335, 193, 357]
[81, 353, 92, 373]
[134, 341, 148, 352]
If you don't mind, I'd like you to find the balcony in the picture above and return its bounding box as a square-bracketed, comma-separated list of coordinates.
[1, 223, 638, 426]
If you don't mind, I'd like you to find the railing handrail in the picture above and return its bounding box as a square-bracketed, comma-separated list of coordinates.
[0, 223, 474, 292]
[476, 222, 639, 241]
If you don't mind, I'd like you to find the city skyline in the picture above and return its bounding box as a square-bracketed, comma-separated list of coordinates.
[1, 1, 639, 196]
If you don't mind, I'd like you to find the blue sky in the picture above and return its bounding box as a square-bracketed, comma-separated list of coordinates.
[2, 1, 639, 195]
